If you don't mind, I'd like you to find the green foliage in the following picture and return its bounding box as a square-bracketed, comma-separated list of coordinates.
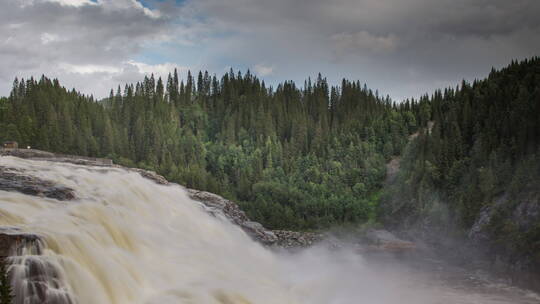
[0, 72, 415, 230]
[380, 57, 540, 262]
[0, 260, 13, 304]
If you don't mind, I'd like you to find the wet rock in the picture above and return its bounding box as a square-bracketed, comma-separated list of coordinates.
[468, 206, 492, 243]
[468, 193, 540, 246]
[512, 195, 540, 231]
[468, 195, 508, 243]
[0, 166, 75, 201]
[0, 149, 55, 159]
[241, 221, 278, 245]
[0, 230, 42, 261]
[186, 189, 279, 244]
[187, 189, 324, 247]
[116, 167, 170, 185]
[363, 229, 416, 253]
[0, 230, 73, 304]
[1, 148, 112, 166]
[467, 193, 540, 292]
[273, 230, 324, 248]
[9, 256, 74, 304]
[187, 190, 249, 223]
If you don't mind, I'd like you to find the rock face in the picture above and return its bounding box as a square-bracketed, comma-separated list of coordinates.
[467, 192, 540, 292]
[186, 189, 279, 244]
[186, 189, 326, 246]
[0, 166, 75, 201]
[241, 221, 279, 245]
[512, 196, 540, 232]
[0, 230, 41, 261]
[468, 193, 540, 246]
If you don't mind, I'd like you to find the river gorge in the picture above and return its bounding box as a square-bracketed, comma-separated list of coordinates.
[0, 155, 539, 304]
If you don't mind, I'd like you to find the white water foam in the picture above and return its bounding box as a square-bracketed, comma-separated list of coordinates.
[1, 156, 538, 304]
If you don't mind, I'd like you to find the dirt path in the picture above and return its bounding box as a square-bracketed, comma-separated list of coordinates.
[385, 121, 434, 183]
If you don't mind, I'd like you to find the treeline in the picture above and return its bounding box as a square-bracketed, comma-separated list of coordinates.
[0, 70, 419, 229]
[382, 57, 540, 260]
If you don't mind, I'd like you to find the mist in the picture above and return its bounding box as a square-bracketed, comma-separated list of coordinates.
[0, 156, 538, 304]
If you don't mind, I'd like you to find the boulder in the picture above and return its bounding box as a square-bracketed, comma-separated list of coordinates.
[363, 229, 416, 253]
[242, 221, 278, 245]
[273, 230, 323, 248]
[0, 166, 75, 201]
[187, 190, 249, 224]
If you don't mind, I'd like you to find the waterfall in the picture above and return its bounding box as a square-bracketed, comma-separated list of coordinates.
[1, 156, 539, 304]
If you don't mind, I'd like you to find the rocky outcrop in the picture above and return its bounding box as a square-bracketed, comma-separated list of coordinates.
[0, 148, 112, 166]
[512, 195, 540, 231]
[363, 229, 416, 253]
[468, 193, 540, 245]
[186, 189, 278, 244]
[273, 230, 323, 248]
[0, 166, 75, 201]
[186, 189, 327, 246]
[187, 190, 249, 223]
[0, 230, 42, 261]
[241, 221, 279, 245]
[467, 192, 540, 292]
[0, 149, 55, 159]
[119, 167, 170, 185]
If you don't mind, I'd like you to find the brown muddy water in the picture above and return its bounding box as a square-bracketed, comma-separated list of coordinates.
[1, 156, 539, 304]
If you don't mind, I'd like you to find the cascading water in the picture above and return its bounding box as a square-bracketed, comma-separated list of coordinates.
[1, 156, 539, 304]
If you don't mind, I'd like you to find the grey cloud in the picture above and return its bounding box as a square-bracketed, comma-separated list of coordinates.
[331, 31, 398, 55]
[0, 0, 175, 96]
[184, 0, 540, 99]
[2, 0, 539, 101]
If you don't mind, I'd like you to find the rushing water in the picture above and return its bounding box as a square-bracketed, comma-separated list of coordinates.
[0, 156, 539, 304]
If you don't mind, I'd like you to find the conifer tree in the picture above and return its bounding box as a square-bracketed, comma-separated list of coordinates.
[0, 260, 13, 304]
[3, 57, 538, 230]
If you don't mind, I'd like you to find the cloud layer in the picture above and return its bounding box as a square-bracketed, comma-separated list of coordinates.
[183, 0, 540, 99]
[0, 0, 180, 97]
[1, 0, 539, 100]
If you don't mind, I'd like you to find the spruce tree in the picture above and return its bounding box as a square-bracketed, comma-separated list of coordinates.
[0, 259, 13, 304]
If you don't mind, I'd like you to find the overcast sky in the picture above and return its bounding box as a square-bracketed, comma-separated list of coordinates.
[1, 0, 539, 101]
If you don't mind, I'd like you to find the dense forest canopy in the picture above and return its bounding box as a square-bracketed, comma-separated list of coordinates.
[0, 69, 418, 229]
[1, 57, 539, 236]
[382, 57, 540, 266]
[383, 57, 540, 225]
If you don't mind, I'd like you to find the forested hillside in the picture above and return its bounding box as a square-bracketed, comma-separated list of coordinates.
[1, 57, 538, 242]
[382, 57, 540, 267]
[0, 71, 418, 229]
